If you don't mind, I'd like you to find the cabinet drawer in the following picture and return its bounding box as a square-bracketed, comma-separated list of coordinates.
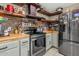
[20, 38, 29, 46]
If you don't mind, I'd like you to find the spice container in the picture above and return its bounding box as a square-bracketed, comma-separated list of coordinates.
[0, 5, 4, 11]
[18, 7, 25, 15]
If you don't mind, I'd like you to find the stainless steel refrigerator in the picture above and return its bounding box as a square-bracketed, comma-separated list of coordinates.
[58, 11, 79, 56]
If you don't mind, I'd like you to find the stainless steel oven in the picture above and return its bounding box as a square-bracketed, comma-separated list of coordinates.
[30, 34, 46, 56]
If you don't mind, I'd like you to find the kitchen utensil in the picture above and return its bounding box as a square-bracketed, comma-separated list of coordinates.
[4, 29, 9, 36]
[18, 11, 23, 14]
[18, 7, 25, 15]
[0, 5, 4, 10]
[14, 7, 18, 13]
[22, 11, 25, 15]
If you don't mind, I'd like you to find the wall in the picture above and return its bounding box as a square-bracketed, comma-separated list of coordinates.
[63, 3, 79, 13]
[36, 12, 50, 20]
[49, 15, 59, 20]
[49, 3, 79, 20]
[0, 3, 24, 33]
[36, 3, 79, 20]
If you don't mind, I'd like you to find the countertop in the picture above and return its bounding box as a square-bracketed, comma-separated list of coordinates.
[43, 30, 58, 34]
[0, 33, 30, 43]
[0, 30, 58, 43]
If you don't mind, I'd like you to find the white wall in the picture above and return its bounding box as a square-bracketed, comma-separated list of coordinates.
[49, 15, 59, 20]
[63, 3, 79, 12]
[49, 3, 79, 20]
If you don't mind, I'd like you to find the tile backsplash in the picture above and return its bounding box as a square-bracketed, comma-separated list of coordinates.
[2, 16, 23, 33]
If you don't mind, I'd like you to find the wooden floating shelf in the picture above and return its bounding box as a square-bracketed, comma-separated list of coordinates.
[41, 20, 59, 23]
[0, 10, 26, 18]
[37, 8, 51, 16]
[26, 15, 45, 19]
[0, 10, 45, 19]
[37, 8, 62, 16]
[50, 11, 62, 16]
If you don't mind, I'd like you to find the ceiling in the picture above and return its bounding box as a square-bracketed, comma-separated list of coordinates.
[40, 3, 75, 12]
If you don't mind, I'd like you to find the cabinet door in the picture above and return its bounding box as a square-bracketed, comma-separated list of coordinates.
[52, 33, 58, 48]
[46, 38, 49, 50]
[21, 46, 29, 56]
[6, 47, 19, 56]
[0, 47, 19, 56]
[0, 40, 19, 56]
[20, 38, 29, 56]
[46, 34, 52, 50]
[51, 33, 53, 46]
[49, 36, 52, 47]
[50, 33, 53, 47]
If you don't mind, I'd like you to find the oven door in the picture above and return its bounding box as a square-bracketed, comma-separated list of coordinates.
[31, 36, 46, 56]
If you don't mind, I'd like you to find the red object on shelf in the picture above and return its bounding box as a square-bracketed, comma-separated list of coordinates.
[5, 4, 14, 13]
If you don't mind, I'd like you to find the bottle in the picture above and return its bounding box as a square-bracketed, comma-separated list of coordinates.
[14, 27, 18, 34]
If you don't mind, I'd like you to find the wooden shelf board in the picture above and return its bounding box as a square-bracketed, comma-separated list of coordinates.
[0, 10, 25, 18]
[41, 20, 59, 23]
[38, 8, 62, 16]
[26, 15, 45, 19]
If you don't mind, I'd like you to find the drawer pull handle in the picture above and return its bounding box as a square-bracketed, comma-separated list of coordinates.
[0, 46, 8, 50]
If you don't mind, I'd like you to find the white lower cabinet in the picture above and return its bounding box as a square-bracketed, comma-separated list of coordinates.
[0, 40, 19, 56]
[0, 47, 19, 56]
[21, 46, 29, 56]
[20, 38, 29, 56]
[51, 33, 53, 46]
[52, 32, 58, 48]
[0, 37, 29, 56]
[46, 33, 52, 51]
[46, 32, 58, 51]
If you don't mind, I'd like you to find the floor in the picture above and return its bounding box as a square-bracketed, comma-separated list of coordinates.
[44, 48, 63, 56]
